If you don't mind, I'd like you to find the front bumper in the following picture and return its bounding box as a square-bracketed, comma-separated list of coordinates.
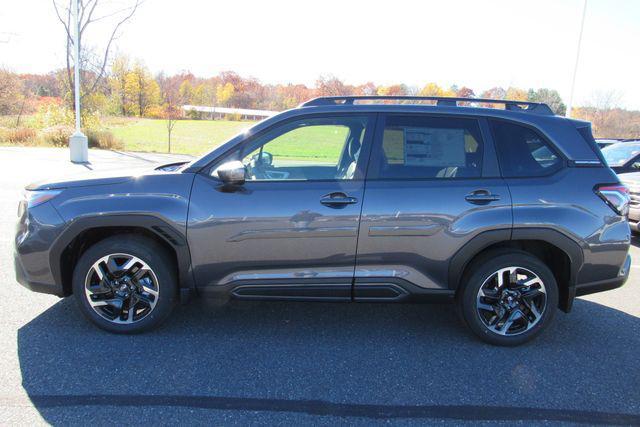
[14, 251, 64, 297]
[14, 201, 66, 297]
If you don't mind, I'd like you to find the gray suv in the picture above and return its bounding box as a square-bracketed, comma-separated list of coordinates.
[14, 96, 631, 346]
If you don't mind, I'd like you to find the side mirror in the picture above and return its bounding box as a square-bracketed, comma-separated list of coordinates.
[633, 162, 640, 170]
[252, 151, 273, 166]
[214, 161, 246, 185]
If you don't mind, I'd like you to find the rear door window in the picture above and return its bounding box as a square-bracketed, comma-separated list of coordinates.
[369, 115, 484, 179]
[490, 120, 563, 177]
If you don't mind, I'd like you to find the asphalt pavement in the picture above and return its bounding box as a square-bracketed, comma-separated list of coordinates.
[0, 147, 639, 425]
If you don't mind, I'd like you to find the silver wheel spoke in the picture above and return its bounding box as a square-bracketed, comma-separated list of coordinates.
[141, 283, 158, 297]
[521, 288, 544, 299]
[127, 304, 136, 322]
[106, 256, 121, 276]
[476, 266, 547, 337]
[120, 258, 139, 275]
[477, 300, 496, 312]
[89, 297, 120, 308]
[84, 253, 159, 325]
[94, 263, 108, 281]
[498, 310, 521, 334]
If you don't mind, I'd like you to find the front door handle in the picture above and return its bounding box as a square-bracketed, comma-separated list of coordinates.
[320, 192, 358, 207]
[465, 190, 500, 204]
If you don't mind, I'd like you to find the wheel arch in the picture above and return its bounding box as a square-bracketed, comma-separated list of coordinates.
[50, 214, 195, 297]
[448, 228, 584, 312]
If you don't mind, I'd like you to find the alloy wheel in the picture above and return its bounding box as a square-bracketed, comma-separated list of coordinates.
[476, 266, 547, 336]
[84, 253, 159, 324]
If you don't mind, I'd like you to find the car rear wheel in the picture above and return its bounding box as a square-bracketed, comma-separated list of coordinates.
[458, 250, 558, 346]
[72, 235, 177, 333]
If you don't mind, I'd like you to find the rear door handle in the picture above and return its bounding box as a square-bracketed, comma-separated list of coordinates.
[320, 192, 358, 207]
[465, 190, 500, 204]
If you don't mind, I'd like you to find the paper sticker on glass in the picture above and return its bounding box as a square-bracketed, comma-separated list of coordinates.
[403, 127, 466, 167]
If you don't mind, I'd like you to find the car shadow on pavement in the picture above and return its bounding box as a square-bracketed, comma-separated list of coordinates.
[16, 297, 640, 424]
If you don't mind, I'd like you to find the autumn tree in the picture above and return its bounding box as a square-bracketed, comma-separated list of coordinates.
[109, 54, 130, 115]
[354, 82, 377, 96]
[0, 69, 37, 126]
[377, 85, 408, 96]
[480, 87, 507, 100]
[315, 75, 350, 96]
[0, 69, 25, 115]
[418, 83, 455, 98]
[418, 83, 444, 97]
[178, 80, 194, 105]
[527, 88, 566, 115]
[124, 62, 160, 117]
[216, 82, 235, 107]
[455, 87, 475, 98]
[571, 91, 639, 137]
[506, 87, 528, 101]
[192, 83, 214, 106]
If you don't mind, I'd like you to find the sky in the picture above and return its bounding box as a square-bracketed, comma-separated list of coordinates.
[1, 0, 639, 109]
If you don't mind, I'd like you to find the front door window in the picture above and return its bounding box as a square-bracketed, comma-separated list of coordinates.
[236, 116, 370, 181]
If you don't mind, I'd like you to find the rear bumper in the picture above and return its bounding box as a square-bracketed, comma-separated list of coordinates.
[574, 254, 631, 297]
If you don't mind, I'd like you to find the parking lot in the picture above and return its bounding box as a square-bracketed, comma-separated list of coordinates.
[0, 147, 639, 424]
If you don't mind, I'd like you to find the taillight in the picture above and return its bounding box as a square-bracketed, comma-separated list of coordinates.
[595, 184, 629, 216]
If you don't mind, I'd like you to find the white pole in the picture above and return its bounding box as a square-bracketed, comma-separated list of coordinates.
[69, 0, 88, 163]
[566, 0, 588, 118]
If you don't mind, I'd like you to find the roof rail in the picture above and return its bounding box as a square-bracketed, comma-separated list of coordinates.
[301, 96, 554, 116]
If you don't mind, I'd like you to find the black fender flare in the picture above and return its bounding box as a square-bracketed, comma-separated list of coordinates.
[49, 214, 195, 294]
[448, 227, 584, 293]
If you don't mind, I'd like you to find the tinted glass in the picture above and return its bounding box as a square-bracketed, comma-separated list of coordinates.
[601, 143, 640, 167]
[490, 120, 562, 177]
[231, 116, 369, 181]
[371, 115, 483, 179]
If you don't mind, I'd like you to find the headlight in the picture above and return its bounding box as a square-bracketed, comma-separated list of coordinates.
[23, 189, 63, 209]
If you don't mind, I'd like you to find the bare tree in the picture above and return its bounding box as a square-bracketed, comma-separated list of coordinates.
[158, 73, 182, 153]
[0, 69, 26, 121]
[52, 0, 141, 109]
[165, 106, 179, 153]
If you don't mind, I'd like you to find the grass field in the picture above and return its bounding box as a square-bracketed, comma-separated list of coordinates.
[105, 118, 350, 163]
[104, 118, 254, 156]
[1, 116, 356, 163]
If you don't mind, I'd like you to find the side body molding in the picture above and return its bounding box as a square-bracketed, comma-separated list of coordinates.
[49, 214, 195, 294]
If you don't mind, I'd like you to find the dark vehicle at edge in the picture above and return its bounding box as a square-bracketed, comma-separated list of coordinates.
[601, 141, 640, 174]
[14, 96, 631, 346]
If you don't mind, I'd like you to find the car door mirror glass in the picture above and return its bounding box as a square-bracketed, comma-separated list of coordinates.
[251, 151, 273, 166]
[213, 160, 246, 185]
[633, 161, 640, 170]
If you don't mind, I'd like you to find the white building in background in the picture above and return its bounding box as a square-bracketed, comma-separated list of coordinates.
[182, 105, 278, 121]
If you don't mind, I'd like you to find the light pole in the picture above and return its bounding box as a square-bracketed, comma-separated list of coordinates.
[69, 0, 88, 163]
[566, 0, 588, 118]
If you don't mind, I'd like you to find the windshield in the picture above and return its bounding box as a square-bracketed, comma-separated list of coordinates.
[601, 143, 640, 166]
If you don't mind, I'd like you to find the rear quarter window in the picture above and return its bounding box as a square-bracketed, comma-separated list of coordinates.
[490, 120, 563, 178]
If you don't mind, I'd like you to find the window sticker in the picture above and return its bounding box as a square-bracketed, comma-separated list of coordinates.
[403, 127, 466, 167]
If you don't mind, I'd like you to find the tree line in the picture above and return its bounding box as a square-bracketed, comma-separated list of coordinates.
[0, 59, 638, 138]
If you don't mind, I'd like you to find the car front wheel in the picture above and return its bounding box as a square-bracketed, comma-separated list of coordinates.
[72, 235, 177, 333]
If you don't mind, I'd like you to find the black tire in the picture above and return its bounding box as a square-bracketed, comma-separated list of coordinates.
[458, 250, 558, 346]
[72, 234, 177, 333]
